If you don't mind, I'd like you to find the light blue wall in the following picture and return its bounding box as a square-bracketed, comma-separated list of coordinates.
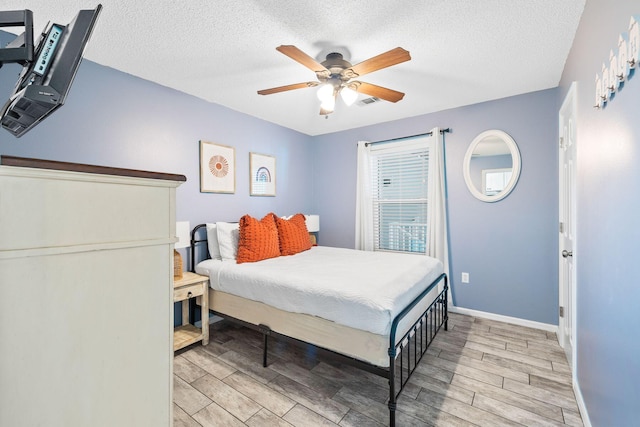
[1, 32, 558, 329]
[0, 49, 314, 227]
[0, 37, 559, 327]
[559, 0, 640, 424]
[311, 89, 559, 325]
[0, 32, 314, 325]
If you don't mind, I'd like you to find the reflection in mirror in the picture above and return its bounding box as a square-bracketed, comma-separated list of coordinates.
[463, 130, 521, 202]
[483, 168, 512, 196]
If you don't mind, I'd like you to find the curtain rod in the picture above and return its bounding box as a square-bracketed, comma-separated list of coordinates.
[364, 128, 451, 147]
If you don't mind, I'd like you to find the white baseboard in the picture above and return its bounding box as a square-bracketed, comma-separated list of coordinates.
[448, 305, 558, 334]
[573, 377, 592, 427]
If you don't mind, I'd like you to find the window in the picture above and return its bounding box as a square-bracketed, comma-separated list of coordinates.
[482, 168, 513, 196]
[370, 137, 429, 253]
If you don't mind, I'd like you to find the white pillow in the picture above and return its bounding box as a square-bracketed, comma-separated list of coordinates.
[205, 223, 222, 260]
[216, 222, 240, 261]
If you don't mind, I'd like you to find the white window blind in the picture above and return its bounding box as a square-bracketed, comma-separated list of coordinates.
[370, 138, 429, 253]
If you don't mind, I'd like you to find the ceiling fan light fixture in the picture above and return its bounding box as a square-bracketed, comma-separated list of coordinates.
[320, 96, 335, 113]
[258, 45, 410, 116]
[317, 83, 334, 102]
[340, 85, 358, 106]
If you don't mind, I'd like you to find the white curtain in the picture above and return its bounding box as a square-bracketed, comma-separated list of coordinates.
[427, 128, 450, 287]
[355, 140, 373, 250]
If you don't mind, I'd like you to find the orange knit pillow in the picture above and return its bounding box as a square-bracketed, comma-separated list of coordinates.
[276, 213, 312, 256]
[236, 213, 280, 264]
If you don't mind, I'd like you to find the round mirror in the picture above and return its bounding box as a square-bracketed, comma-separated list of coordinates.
[463, 130, 521, 202]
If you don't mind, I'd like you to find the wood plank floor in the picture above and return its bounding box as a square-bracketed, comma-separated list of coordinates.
[173, 312, 583, 427]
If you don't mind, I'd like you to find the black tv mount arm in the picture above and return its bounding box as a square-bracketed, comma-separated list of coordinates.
[0, 10, 34, 67]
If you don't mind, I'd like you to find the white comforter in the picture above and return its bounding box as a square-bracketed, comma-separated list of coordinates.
[196, 246, 444, 335]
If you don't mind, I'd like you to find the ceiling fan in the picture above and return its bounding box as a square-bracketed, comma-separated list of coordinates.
[257, 45, 411, 116]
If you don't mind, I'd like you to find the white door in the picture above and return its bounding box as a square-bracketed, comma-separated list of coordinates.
[558, 83, 577, 367]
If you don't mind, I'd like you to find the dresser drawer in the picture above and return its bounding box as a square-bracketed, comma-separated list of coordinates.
[0, 167, 178, 252]
[174, 283, 205, 302]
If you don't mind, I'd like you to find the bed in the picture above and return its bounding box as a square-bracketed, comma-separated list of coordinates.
[190, 221, 448, 426]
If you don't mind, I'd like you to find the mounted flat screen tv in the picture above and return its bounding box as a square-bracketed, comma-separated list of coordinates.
[0, 5, 102, 137]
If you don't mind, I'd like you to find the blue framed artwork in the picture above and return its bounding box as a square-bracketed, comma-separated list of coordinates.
[249, 152, 276, 196]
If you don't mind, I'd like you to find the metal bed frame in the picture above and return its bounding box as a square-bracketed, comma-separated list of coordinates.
[190, 223, 448, 426]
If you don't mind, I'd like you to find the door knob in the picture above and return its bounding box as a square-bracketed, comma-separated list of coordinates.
[562, 250, 573, 258]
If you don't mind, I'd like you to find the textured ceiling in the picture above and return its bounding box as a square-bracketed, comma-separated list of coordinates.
[1, 1, 585, 136]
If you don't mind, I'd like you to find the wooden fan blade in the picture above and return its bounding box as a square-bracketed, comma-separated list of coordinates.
[257, 81, 318, 95]
[354, 81, 405, 103]
[276, 45, 330, 76]
[344, 47, 411, 78]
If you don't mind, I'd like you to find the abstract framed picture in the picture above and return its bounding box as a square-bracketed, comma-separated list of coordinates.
[249, 152, 276, 196]
[200, 141, 235, 193]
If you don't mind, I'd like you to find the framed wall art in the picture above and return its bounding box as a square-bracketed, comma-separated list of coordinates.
[249, 152, 276, 196]
[200, 141, 235, 193]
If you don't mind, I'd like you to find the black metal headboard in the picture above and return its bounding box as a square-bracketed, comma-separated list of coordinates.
[190, 223, 209, 272]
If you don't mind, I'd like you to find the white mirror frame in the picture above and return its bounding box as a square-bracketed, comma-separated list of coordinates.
[463, 130, 521, 203]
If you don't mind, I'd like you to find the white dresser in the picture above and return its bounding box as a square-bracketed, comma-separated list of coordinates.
[0, 156, 185, 427]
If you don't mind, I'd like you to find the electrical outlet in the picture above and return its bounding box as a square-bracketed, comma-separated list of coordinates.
[461, 272, 470, 283]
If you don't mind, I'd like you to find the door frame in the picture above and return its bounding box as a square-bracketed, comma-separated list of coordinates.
[558, 82, 578, 372]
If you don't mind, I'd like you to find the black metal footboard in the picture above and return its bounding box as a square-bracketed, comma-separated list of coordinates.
[388, 273, 448, 426]
[218, 273, 448, 427]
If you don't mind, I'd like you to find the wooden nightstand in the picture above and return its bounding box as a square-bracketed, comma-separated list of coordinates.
[173, 271, 209, 351]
